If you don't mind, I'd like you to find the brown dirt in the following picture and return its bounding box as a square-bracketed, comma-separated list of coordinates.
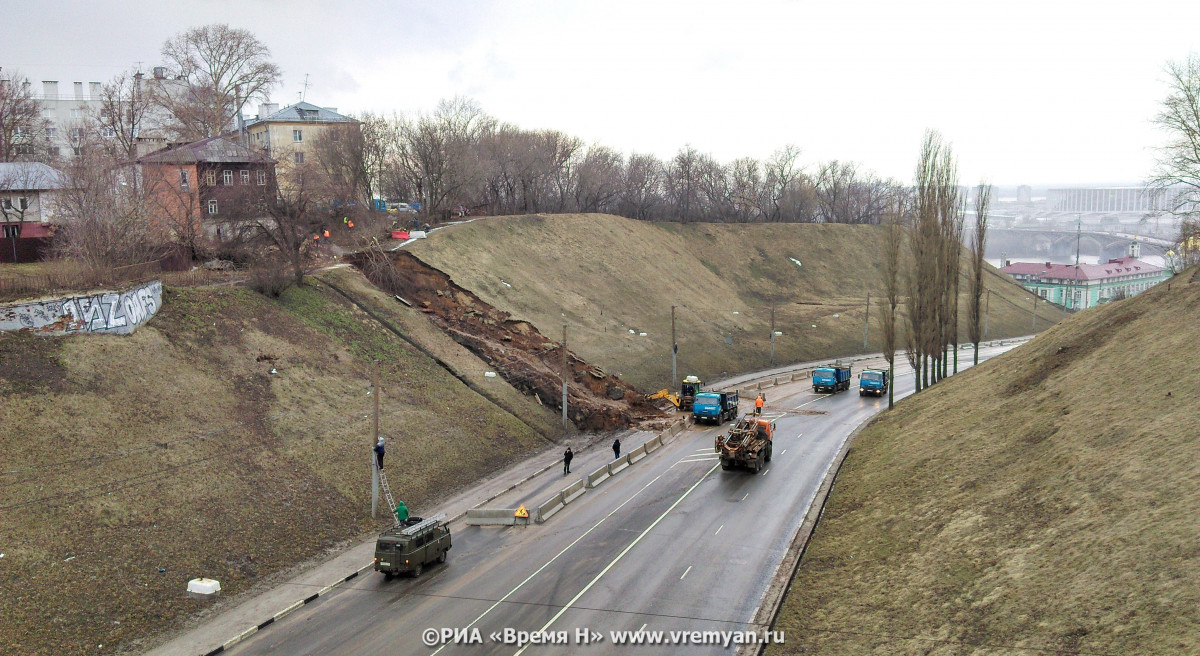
[348, 250, 667, 431]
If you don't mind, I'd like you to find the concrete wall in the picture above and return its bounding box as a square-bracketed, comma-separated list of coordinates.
[0, 280, 162, 336]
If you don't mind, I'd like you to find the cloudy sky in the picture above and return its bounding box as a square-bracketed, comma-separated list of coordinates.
[5, 0, 1199, 185]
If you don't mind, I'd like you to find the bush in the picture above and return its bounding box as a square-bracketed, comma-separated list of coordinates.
[247, 259, 295, 298]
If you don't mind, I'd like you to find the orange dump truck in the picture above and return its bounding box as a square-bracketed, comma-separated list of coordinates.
[714, 414, 775, 473]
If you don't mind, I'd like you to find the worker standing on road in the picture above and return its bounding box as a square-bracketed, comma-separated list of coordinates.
[754, 394, 764, 415]
[563, 446, 573, 475]
[374, 437, 386, 470]
[612, 438, 621, 460]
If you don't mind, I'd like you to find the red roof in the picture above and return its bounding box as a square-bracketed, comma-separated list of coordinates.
[1001, 256, 1165, 282]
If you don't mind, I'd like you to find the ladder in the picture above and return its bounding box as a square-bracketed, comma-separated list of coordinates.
[378, 467, 399, 521]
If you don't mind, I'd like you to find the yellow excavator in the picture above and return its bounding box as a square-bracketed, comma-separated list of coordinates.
[648, 375, 703, 412]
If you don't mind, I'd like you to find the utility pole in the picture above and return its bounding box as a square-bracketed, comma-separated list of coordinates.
[370, 362, 380, 519]
[561, 324, 568, 430]
[1031, 295, 1038, 332]
[862, 293, 870, 350]
[670, 305, 677, 388]
[768, 300, 776, 366]
[1071, 217, 1081, 311]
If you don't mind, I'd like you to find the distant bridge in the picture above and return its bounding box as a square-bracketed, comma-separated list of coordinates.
[965, 227, 1174, 263]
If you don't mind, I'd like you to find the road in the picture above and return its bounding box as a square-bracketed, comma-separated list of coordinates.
[229, 343, 1020, 655]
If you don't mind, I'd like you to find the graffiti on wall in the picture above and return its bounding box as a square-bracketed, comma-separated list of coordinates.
[0, 280, 163, 336]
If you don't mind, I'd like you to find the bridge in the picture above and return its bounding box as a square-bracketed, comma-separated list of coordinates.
[966, 227, 1174, 263]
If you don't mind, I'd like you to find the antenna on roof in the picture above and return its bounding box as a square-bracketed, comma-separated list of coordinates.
[300, 73, 310, 102]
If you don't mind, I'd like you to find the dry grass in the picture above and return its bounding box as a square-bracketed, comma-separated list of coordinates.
[408, 214, 1052, 390]
[767, 267, 1200, 656]
[0, 281, 551, 656]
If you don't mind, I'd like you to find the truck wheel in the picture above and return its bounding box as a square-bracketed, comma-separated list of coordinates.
[765, 445, 773, 462]
[438, 550, 447, 564]
[383, 572, 394, 581]
[411, 563, 422, 577]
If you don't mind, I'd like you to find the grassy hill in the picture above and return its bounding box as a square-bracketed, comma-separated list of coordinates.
[407, 214, 1051, 390]
[0, 273, 558, 656]
[767, 267, 1200, 655]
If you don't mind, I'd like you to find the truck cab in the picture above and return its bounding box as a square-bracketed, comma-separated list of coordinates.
[374, 514, 451, 578]
[858, 369, 889, 397]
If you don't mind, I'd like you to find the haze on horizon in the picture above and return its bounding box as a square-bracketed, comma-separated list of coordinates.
[5, 0, 1199, 187]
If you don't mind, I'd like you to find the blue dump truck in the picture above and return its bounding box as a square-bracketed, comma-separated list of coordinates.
[858, 368, 889, 397]
[692, 391, 739, 424]
[812, 363, 853, 393]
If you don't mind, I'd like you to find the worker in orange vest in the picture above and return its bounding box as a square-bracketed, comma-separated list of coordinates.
[754, 394, 764, 415]
[322, 228, 331, 243]
[347, 219, 355, 230]
[312, 233, 320, 245]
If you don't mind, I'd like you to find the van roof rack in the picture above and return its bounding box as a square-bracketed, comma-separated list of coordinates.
[399, 513, 447, 536]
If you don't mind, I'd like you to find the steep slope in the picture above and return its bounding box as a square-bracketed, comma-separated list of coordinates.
[406, 214, 1050, 390]
[768, 267, 1200, 655]
[0, 276, 557, 656]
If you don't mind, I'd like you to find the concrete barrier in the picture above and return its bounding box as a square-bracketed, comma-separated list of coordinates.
[562, 479, 586, 505]
[645, 438, 660, 454]
[586, 464, 610, 488]
[609, 459, 629, 476]
[775, 376, 789, 385]
[465, 508, 530, 526]
[536, 495, 564, 523]
[628, 443, 647, 464]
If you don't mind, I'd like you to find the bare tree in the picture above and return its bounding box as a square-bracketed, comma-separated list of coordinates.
[90, 69, 154, 160]
[250, 153, 323, 284]
[905, 131, 946, 391]
[619, 152, 663, 220]
[396, 97, 493, 217]
[665, 146, 702, 222]
[0, 69, 49, 162]
[54, 146, 158, 269]
[158, 24, 282, 140]
[878, 195, 905, 408]
[968, 182, 991, 364]
[760, 145, 802, 222]
[572, 144, 623, 213]
[1150, 54, 1200, 219]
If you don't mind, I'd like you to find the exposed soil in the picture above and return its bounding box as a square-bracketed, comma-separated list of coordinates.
[349, 250, 668, 431]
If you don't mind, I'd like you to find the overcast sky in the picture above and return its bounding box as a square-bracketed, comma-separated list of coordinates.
[5, 0, 1199, 186]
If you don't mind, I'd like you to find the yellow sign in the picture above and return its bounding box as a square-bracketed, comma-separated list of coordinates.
[514, 505, 529, 518]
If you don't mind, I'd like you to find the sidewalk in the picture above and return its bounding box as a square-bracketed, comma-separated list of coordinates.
[143, 426, 655, 656]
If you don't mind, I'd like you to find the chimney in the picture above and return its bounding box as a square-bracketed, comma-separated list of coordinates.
[74, 82, 84, 99]
[259, 103, 279, 118]
[89, 82, 101, 99]
[42, 81, 58, 99]
[1044, 262, 1051, 268]
[153, 66, 166, 80]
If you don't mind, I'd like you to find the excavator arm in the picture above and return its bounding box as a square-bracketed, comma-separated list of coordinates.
[647, 388, 682, 408]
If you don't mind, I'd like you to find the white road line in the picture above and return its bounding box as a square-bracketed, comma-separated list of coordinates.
[781, 449, 787, 455]
[677, 457, 718, 463]
[714, 524, 724, 535]
[431, 471, 666, 656]
[741, 492, 750, 501]
[680, 565, 692, 580]
[794, 397, 825, 409]
[795, 433, 803, 439]
[762, 468, 769, 476]
[513, 462, 721, 655]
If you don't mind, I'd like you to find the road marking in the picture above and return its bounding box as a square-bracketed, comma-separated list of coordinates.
[794, 396, 826, 409]
[742, 492, 750, 501]
[795, 433, 803, 439]
[714, 524, 723, 535]
[762, 468, 769, 476]
[781, 449, 787, 455]
[677, 456, 718, 463]
[680, 565, 692, 580]
[513, 462, 721, 655]
[432, 471, 666, 656]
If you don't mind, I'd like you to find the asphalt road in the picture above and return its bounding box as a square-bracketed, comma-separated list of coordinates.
[229, 343, 1020, 656]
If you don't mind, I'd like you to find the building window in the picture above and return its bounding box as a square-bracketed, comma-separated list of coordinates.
[70, 128, 84, 140]
[1038, 289, 1047, 298]
[179, 169, 190, 190]
[2, 224, 19, 239]
[240, 169, 250, 184]
[46, 127, 58, 138]
[294, 152, 304, 164]
[48, 147, 60, 157]
[70, 109, 83, 119]
[257, 170, 267, 185]
[205, 170, 216, 186]
[2, 199, 10, 210]
[223, 170, 233, 185]
[208, 200, 218, 215]
[18, 198, 28, 210]
[101, 127, 115, 138]
[293, 129, 303, 142]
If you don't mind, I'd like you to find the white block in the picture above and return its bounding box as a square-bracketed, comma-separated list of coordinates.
[187, 578, 221, 595]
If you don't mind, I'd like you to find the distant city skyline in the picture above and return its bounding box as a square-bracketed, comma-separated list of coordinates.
[6, 0, 1200, 186]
